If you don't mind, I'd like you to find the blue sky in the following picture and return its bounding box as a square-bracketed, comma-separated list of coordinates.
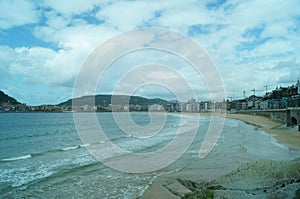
[0, 0, 300, 105]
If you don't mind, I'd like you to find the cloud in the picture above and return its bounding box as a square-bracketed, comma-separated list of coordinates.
[39, 0, 100, 18]
[188, 24, 225, 36]
[218, 59, 300, 98]
[95, 1, 160, 31]
[271, 60, 300, 84]
[32, 5, 119, 52]
[3, 46, 82, 87]
[0, 0, 39, 29]
[111, 64, 199, 102]
[92, 47, 211, 101]
[0, 0, 300, 104]
[206, 0, 228, 10]
[0, 46, 16, 80]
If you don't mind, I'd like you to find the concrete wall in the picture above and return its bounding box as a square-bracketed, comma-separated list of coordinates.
[237, 109, 287, 123]
[287, 109, 300, 127]
[237, 109, 300, 130]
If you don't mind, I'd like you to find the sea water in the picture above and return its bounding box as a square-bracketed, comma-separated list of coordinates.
[0, 112, 299, 198]
[0, 112, 190, 198]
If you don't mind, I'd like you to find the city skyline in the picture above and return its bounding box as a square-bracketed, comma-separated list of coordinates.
[0, 0, 300, 105]
[1, 78, 299, 113]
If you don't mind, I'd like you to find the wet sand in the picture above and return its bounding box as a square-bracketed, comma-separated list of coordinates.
[140, 113, 300, 199]
[208, 113, 300, 148]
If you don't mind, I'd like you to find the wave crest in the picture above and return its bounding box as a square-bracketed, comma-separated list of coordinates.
[1, 154, 32, 162]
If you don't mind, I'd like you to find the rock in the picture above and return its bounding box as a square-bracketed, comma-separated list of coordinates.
[163, 179, 193, 197]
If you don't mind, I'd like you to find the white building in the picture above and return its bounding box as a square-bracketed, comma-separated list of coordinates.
[185, 98, 200, 112]
[178, 103, 186, 112]
[149, 104, 164, 112]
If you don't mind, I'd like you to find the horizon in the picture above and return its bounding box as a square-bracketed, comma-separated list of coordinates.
[0, 1, 300, 106]
[1, 84, 299, 107]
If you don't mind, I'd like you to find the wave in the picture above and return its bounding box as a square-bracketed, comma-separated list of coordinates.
[80, 143, 90, 147]
[0, 144, 86, 163]
[0, 129, 176, 164]
[1, 154, 32, 162]
[0, 157, 99, 193]
[0, 140, 112, 164]
[61, 146, 79, 151]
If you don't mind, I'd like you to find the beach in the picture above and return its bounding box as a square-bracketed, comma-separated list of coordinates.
[219, 113, 300, 148]
[1, 112, 300, 198]
[140, 113, 300, 199]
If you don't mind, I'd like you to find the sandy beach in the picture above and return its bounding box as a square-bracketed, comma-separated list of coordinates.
[214, 113, 300, 148]
[140, 113, 300, 199]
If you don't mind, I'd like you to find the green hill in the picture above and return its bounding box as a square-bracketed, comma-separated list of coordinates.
[0, 90, 20, 105]
[58, 94, 169, 107]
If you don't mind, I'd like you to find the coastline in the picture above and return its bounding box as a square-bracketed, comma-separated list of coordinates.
[140, 113, 300, 199]
[204, 112, 300, 149]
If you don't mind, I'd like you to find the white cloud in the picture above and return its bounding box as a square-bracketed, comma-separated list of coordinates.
[39, 0, 100, 18]
[218, 59, 300, 98]
[157, 1, 218, 31]
[0, 46, 16, 80]
[0, 0, 39, 29]
[1, 0, 300, 104]
[111, 64, 199, 102]
[95, 1, 160, 31]
[5, 46, 82, 87]
[227, 0, 299, 29]
[271, 60, 300, 83]
[43, 10, 69, 30]
[33, 4, 120, 51]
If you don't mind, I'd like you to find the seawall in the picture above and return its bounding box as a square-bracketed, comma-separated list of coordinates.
[236, 109, 300, 130]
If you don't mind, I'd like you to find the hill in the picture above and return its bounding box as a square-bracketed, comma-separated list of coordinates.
[58, 94, 170, 107]
[0, 90, 21, 105]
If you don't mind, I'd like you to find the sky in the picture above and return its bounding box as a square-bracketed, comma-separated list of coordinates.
[0, 0, 300, 105]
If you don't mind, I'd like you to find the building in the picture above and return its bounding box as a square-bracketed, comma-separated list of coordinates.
[178, 102, 186, 112]
[81, 105, 96, 112]
[110, 104, 124, 112]
[247, 95, 262, 109]
[296, 80, 300, 95]
[230, 99, 247, 111]
[185, 103, 192, 112]
[123, 105, 130, 111]
[211, 101, 229, 113]
[185, 98, 200, 112]
[130, 105, 142, 111]
[15, 104, 27, 112]
[163, 104, 174, 112]
[148, 104, 164, 112]
[269, 99, 281, 109]
[199, 101, 211, 112]
[261, 100, 270, 110]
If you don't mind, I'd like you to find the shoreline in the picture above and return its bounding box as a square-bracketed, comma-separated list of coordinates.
[140, 113, 300, 199]
[202, 112, 300, 148]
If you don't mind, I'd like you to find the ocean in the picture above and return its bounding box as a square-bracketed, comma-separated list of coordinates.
[0, 112, 300, 198]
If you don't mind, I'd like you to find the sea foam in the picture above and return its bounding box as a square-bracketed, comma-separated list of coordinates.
[1, 154, 32, 162]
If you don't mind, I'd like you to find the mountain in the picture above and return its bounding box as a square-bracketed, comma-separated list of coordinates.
[0, 90, 21, 105]
[58, 94, 170, 107]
